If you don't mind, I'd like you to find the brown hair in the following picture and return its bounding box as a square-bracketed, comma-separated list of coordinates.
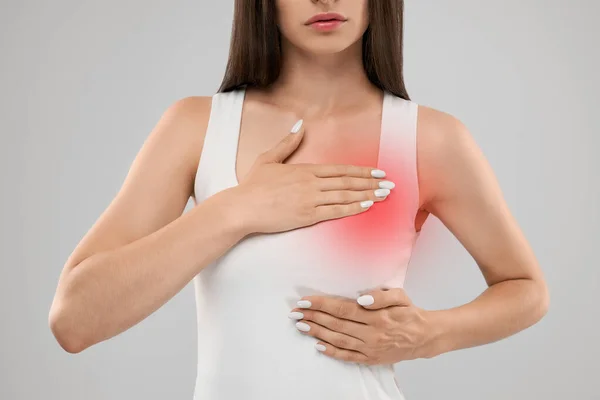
[218, 0, 410, 100]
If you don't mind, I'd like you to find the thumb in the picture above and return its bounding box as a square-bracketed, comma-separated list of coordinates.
[259, 119, 305, 164]
[356, 288, 412, 310]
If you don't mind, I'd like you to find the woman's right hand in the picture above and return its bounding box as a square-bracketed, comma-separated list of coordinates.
[225, 120, 394, 235]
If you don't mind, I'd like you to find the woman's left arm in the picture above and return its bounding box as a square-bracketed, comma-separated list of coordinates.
[410, 106, 549, 357]
[290, 106, 549, 363]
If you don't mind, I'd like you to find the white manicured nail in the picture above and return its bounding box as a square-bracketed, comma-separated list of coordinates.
[290, 119, 303, 133]
[357, 295, 375, 306]
[374, 189, 390, 198]
[378, 180, 395, 190]
[360, 200, 374, 209]
[371, 169, 386, 178]
[315, 343, 327, 352]
[296, 322, 311, 332]
[297, 300, 312, 308]
[288, 312, 304, 320]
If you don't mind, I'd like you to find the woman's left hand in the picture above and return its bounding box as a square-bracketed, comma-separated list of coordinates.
[289, 288, 437, 365]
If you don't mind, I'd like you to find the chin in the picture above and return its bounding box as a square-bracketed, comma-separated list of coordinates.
[294, 34, 361, 56]
[302, 42, 355, 55]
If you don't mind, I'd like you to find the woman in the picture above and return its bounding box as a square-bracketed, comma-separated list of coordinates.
[49, 0, 549, 399]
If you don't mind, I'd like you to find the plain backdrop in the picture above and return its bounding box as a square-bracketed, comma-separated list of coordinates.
[1, 1, 598, 399]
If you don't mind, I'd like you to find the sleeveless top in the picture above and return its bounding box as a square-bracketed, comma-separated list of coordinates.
[192, 88, 420, 400]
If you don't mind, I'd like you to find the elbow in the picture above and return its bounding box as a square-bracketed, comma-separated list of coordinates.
[532, 279, 550, 323]
[540, 282, 550, 317]
[48, 300, 91, 354]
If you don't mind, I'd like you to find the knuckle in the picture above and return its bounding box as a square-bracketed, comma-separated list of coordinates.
[362, 179, 375, 191]
[339, 204, 352, 217]
[336, 204, 354, 217]
[324, 203, 356, 220]
[335, 165, 348, 176]
[374, 311, 393, 329]
[337, 191, 353, 204]
[312, 207, 328, 223]
[326, 204, 343, 219]
[300, 206, 317, 223]
[279, 135, 292, 147]
[333, 336, 350, 349]
[382, 316, 395, 330]
[335, 303, 351, 318]
[321, 191, 336, 205]
[340, 175, 353, 188]
[330, 318, 346, 332]
[373, 333, 389, 346]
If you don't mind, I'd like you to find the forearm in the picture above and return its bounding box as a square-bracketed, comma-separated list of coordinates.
[423, 277, 549, 358]
[50, 188, 247, 352]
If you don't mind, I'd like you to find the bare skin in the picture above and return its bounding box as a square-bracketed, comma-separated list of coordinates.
[49, 0, 548, 360]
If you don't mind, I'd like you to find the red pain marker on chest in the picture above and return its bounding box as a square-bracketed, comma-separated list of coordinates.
[301, 150, 418, 271]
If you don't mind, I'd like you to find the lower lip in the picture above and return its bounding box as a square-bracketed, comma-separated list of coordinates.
[309, 20, 344, 32]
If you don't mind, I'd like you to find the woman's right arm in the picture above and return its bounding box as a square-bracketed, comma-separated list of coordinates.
[49, 97, 390, 354]
[48, 96, 246, 353]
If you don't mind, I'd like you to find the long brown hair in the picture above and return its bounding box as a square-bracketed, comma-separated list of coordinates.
[218, 0, 410, 100]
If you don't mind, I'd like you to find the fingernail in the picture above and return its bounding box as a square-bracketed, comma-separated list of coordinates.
[315, 343, 327, 352]
[290, 119, 303, 133]
[296, 322, 311, 332]
[374, 188, 390, 198]
[360, 200, 374, 209]
[378, 180, 395, 190]
[297, 300, 312, 308]
[357, 295, 375, 306]
[288, 312, 304, 320]
[371, 169, 386, 178]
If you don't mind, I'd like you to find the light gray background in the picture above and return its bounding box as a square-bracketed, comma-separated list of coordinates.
[1, 1, 598, 399]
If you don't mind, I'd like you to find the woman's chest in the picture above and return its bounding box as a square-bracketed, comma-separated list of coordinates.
[236, 105, 384, 183]
[204, 226, 412, 303]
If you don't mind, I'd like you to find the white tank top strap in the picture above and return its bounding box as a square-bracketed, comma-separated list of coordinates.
[380, 92, 420, 233]
[194, 88, 246, 202]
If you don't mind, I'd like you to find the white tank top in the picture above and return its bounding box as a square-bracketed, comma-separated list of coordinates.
[192, 88, 420, 400]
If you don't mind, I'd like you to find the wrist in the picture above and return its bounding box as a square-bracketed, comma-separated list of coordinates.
[419, 309, 453, 359]
[214, 186, 256, 238]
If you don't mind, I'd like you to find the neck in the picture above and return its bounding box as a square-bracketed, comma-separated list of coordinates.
[264, 38, 381, 119]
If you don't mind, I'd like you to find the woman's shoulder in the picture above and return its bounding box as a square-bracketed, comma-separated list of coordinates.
[141, 96, 214, 179]
[388, 95, 470, 154]
[413, 103, 483, 207]
[163, 95, 213, 125]
[155, 95, 214, 146]
[416, 104, 468, 143]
